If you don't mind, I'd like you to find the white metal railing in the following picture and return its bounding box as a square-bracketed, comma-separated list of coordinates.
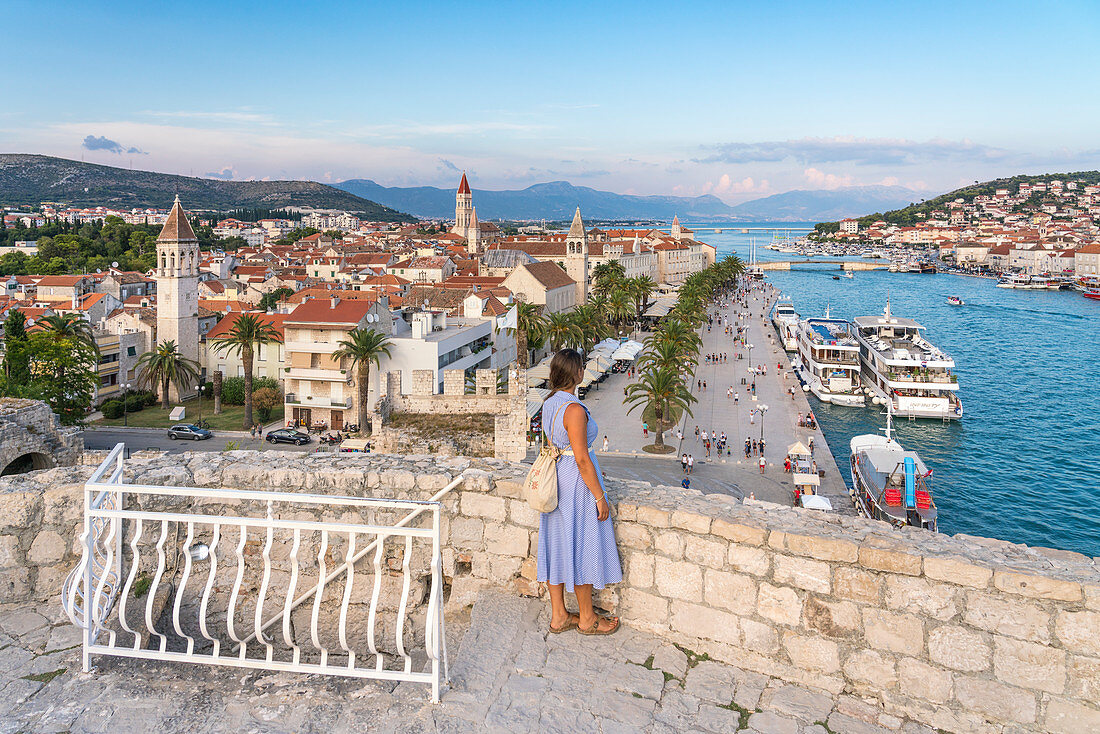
[63, 443, 457, 702]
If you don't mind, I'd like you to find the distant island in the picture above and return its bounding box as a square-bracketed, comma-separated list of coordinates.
[0, 154, 411, 221]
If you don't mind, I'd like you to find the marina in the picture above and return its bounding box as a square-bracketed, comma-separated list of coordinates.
[698, 222, 1100, 556]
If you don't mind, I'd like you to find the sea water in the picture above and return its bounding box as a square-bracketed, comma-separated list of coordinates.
[702, 224, 1100, 556]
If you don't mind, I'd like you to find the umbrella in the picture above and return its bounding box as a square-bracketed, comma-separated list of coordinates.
[588, 355, 613, 371]
[612, 347, 636, 361]
[527, 363, 551, 381]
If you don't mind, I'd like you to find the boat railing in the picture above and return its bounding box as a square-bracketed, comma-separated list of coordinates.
[885, 370, 958, 384]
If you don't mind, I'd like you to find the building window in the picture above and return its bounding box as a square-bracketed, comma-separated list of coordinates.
[126, 346, 136, 357]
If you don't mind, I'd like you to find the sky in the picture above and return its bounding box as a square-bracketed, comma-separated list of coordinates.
[3, 0, 1100, 203]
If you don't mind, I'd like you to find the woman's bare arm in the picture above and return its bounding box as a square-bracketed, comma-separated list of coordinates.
[563, 403, 609, 521]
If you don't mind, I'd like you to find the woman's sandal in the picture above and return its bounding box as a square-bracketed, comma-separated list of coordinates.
[549, 614, 579, 634]
[578, 615, 620, 636]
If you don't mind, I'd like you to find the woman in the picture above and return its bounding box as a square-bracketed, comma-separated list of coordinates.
[538, 349, 623, 635]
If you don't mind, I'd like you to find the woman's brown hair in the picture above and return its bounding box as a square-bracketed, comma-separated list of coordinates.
[547, 348, 584, 398]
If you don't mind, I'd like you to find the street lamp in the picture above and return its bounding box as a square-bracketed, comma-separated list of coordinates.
[758, 403, 769, 445]
[122, 382, 131, 426]
[195, 384, 203, 426]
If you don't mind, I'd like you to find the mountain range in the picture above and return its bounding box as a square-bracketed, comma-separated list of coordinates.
[0, 154, 922, 224]
[0, 155, 410, 220]
[336, 179, 922, 223]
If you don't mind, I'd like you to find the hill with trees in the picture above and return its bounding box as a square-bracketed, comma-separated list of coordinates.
[814, 170, 1100, 232]
[0, 155, 411, 220]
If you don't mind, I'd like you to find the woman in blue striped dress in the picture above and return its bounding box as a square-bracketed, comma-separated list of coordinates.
[537, 349, 623, 635]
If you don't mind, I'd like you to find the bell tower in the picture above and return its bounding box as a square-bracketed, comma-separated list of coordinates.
[452, 172, 473, 240]
[565, 207, 589, 305]
[156, 195, 200, 401]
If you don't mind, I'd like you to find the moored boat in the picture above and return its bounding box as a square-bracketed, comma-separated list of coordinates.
[849, 406, 938, 531]
[853, 299, 962, 420]
[795, 313, 865, 407]
[1085, 288, 1100, 301]
[997, 273, 1031, 289]
[770, 298, 800, 351]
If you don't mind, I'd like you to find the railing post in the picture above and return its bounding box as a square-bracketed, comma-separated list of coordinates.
[81, 482, 93, 672]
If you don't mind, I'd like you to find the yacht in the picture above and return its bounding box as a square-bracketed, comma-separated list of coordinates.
[849, 406, 938, 531]
[770, 298, 800, 351]
[853, 300, 962, 420]
[794, 313, 865, 406]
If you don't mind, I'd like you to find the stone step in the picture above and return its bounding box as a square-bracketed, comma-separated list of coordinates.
[446, 589, 543, 704]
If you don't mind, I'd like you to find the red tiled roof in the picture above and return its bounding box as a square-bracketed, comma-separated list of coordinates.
[285, 298, 373, 326]
[205, 312, 288, 340]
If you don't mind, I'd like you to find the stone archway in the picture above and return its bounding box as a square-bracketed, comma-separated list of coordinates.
[0, 452, 54, 477]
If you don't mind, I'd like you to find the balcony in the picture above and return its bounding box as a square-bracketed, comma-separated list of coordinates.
[286, 366, 346, 381]
[284, 393, 348, 408]
[284, 340, 340, 355]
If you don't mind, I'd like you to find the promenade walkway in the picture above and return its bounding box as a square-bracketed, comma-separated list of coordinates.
[0, 591, 931, 733]
[589, 282, 851, 513]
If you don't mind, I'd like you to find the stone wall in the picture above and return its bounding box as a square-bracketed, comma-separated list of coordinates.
[374, 369, 528, 461]
[0, 399, 82, 476]
[4, 450, 1100, 733]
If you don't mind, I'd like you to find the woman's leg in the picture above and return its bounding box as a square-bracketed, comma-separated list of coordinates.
[575, 584, 619, 632]
[548, 583, 574, 630]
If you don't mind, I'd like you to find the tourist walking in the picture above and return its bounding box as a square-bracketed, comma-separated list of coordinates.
[250, 424, 256, 439]
[537, 349, 622, 636]
[687, 454, 694, 474]
[759, 455, 766, 474]
[681, 453, 688, 473]
[602, 436, 609, 452]
[642, 421, 649, 438]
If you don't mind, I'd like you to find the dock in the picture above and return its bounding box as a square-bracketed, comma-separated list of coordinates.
[589, 282, 853, 514]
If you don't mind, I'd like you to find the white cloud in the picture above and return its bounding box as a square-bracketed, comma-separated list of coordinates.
[712, 174, 770, 195]
[803, 168, 854, 189]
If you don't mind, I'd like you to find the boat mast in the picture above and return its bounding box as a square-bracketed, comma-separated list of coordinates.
[884, 399, 894, 442]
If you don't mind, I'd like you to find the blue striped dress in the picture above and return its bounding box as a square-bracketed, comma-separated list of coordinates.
[536, 390, 623, 592]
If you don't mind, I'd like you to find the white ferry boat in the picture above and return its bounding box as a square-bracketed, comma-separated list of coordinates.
[849, 406, 938, 531]
[853, 300, 962, 420]
[795, 314, 865, 406]
[770, 298, 800, 351]
[997, 273, 1032, 289]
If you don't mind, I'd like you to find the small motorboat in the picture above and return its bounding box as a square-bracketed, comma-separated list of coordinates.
[843, 272, 854, 279]
[1084, 288, 1100, 301]
[947, 296, 964, 306]
[832, 275, 841, 280]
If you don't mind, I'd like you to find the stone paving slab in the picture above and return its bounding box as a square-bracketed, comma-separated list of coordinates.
[0, 590, 934, 733]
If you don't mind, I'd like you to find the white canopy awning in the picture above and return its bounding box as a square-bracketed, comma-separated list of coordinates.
[612, 347, 636, 361]
[800, 495, 833, 511]
[527, 388, 551, 417]
[792, 472, 820, 486]
[527, 363, 551, 381]
[787, 441, 812, 457]
[588, 355, 612, 371]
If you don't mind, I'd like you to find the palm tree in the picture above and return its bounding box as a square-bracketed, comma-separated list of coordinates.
[625, 365, 696, 450]
[37, 313, 98, 354]
[570, 304, 610, 352]
[211, 313, 283, 430]
[638, 339, 697, 374]
[626, 275, 656, 317]
[502, 302, 546, 368]
[544, 311, 581, 352]
[136, 341, 201, 409]
[592, 260, 626, 299]
[647, 318, 702, 361]
[331, 327, 392, 434]
[605, 288, 635, 336]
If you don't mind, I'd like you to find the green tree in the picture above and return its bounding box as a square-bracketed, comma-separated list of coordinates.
[1, 309, 30, 385]
[257, 287, 294, 311]
[502, 302, 546, 368]
[625, 365, 696, 451]
[24, 332, 98, 425]
[36, 313, 98, 354]
[136, 341, 201, 409]
[331, 328, 392, 434]
[252, 386, 280, 422]
[605, 288, 635, 336]
[544, 311, 581, 352]
[210, 314, 284, 429]
[569, 303, 610, 352]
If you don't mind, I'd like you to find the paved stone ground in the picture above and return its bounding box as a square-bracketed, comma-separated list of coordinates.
[0, 591, 935, 733]
[589, 281, 850, 512]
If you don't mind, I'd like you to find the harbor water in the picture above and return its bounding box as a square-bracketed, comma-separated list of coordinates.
[701, 224, 1100, 556]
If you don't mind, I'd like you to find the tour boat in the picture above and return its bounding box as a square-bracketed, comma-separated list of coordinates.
[1085, 288, 1100, 301]
[853, 299, 962, 420]
[997, 273, 1032, 289]
[914, 261, 938, 274]
[849, 405, 938, 531]
[794, 313, 865, 407]
[770, 298, 800, 351]
[946, 296, 964, 306]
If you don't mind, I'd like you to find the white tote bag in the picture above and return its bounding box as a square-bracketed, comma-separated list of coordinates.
[523, 402, 570, 513]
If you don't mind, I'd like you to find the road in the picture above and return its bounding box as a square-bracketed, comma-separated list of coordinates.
[83, 428, 316, 454]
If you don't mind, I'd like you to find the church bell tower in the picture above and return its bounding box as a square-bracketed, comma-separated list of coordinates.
[565, 207, 589, 305]
[156, 195, 200, 401]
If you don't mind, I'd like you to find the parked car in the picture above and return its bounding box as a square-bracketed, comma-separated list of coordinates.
[266, 428, 311, 446]
[167, 424, 213, 441]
